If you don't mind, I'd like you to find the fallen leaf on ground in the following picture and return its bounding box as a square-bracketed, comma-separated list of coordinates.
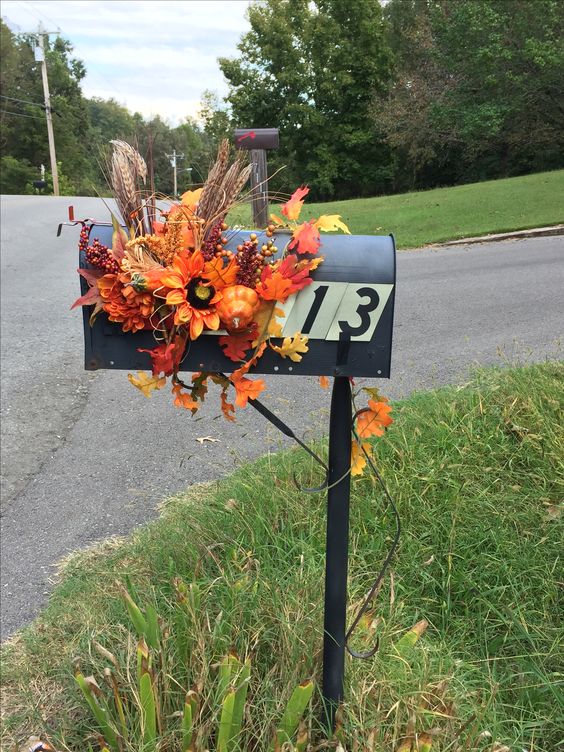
[195, 436, 220, 444]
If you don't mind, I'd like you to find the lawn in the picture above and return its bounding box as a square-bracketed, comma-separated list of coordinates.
[1, 363, 562, 750]
[229, 169, 564, 249]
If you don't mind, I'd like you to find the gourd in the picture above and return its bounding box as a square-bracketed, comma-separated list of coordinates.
[216, 285, 259, 332]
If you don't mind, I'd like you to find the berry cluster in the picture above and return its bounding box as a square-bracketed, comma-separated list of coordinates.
[85, 238, 120, 274]
[78, 223, 89, 254]
[235, 234, 264, 287]
[202, 221, 228, 261]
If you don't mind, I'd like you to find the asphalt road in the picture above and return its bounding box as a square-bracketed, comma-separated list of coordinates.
[1, 195, 562, 640]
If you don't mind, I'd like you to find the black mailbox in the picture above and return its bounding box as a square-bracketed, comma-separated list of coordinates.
[80, 226, 395, 378]
[233, 128, 280, 151]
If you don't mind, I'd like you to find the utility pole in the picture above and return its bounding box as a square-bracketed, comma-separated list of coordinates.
[165, 149, 184, 198]
[35, 23, 59, 196]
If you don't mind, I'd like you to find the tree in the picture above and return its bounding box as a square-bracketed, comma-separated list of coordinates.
[219, 0, 394, 200]
[375, 0, 564, 189]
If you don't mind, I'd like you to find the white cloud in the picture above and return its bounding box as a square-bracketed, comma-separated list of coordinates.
[2, 0, 252, 122]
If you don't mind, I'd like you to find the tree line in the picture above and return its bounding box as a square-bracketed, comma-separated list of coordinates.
[1, 0, 563, 200]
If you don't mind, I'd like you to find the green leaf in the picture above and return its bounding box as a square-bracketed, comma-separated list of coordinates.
[271, 680, 314, 750]
[182, 698, 193, 751]
[75, 672, 120, 751]
[217, 688, 236, 752]
[229, 658, 251, 750]
[140, 670, 157, 750]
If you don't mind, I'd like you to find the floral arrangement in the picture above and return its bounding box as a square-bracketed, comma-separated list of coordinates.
[73, 140, 392, 475]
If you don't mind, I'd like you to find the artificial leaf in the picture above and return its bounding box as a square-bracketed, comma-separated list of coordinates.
[111, 213, 128, 262]
[204, 255, 238, 290]
[172, 382, 199, 411]
[288, 221, 321, 255]
[356, 400, 393, 439]
[128, 371, 166, 398]
[270, 332, 309, 362]
[315, 214, 351, 234]
[362, 387, 386, 403]
[270, 213, 284, 226]
[351, 440, 372, 476]
[281, 186, 309, 221]
[221, 390, 236, 422]
[255, 268, 293, 302]
[180, 187, 203, 212]
[231, 376, 266, 407]
[190, 372, 209, 402]
[71, 284, 102, 310]
[267, 308, 285, 338]
[138, 336, 185, 377]
[319, 375, 330, 389]
[277, 253, 315, 294]
[219, 327, 256, 362]
[252, 302, 277, 346]
[230, 342, 267, 380]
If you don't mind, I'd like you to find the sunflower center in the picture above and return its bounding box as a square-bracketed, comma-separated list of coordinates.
[187, 277, 215, 309]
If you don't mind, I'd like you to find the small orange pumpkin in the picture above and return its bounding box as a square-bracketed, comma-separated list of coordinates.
[216, 285, 259, 332]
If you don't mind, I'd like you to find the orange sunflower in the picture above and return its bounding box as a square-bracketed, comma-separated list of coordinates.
[161, 250, 222, 339]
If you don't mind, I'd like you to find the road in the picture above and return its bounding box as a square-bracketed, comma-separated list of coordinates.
[1, 195, 562, 639]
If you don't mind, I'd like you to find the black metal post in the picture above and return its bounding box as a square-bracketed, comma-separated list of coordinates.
[322, 375, 352, 730]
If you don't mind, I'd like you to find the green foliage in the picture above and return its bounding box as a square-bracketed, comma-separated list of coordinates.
[376, 0, 564, 189]
[220, 0, 394, 200]
[74, 588, 314, 751]
[0, 156, 38, 193]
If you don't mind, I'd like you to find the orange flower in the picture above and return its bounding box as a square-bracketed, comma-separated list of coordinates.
[98, 273, 154, 333]
[161, 250, 222, 339]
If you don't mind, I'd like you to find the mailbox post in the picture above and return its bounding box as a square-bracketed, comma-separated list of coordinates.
[78, 225, 395, 731]
[233, 128, 279, 228]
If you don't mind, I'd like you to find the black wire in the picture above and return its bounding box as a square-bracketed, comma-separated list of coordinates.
[344, 433, 401, 658]
[0, 109, 45, 120]
[0, 94, 45, 108]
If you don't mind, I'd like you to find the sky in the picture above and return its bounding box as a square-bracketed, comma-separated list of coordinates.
[2, 0, 252, 124]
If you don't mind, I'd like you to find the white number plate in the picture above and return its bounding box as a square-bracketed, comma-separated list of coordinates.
[279, 281, 394, 342]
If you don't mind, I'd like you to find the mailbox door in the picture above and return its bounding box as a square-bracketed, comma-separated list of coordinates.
[80, 226, 395, 378]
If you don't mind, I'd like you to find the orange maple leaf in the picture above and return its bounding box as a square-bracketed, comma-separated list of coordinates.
[172, 382, 199, 411]
[219, 326, 257, 362]
[356, 400, 393, 439]
[288, 221, 321, 255]
[281, 186, 309, 221]
[255, 268, 293, 302]
[231, 376, 266, 408]
[221, 390, 236, 422]
[138, 335, 185, 377]
[277, 253, 316, 293]
[204, 256, 238, 290]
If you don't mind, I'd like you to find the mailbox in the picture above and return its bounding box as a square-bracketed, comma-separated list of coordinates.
[233, 128, 280, 151]
[80, 225, 395, 379]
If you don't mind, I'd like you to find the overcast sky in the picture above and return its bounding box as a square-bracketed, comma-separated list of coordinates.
[2, 0, 252, 124]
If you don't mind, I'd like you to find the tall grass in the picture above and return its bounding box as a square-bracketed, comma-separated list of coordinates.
[1, 363, 562, 750]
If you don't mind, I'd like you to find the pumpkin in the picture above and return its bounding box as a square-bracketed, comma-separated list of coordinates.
[216, 285, 259, 332]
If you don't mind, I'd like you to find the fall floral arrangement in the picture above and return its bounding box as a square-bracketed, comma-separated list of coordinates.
[73, 140, 392, 475]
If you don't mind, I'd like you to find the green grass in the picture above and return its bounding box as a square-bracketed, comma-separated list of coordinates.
[1, 363, 563, 750]
[229, 169, 564, 248]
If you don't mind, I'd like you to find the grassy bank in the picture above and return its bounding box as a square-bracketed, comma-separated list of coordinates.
[229, 169, 564, 248]
[1, 363, 562, 750]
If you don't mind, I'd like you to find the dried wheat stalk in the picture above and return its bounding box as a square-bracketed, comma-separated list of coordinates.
[108, 140, 148, 234]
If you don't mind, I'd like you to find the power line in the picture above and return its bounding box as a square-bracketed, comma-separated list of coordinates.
[0, 94, 45, 108]
[0, 108, 45, 120]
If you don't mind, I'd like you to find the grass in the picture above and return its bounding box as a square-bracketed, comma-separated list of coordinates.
[228, 169, 564, 249]
[1, 363, 563, 750]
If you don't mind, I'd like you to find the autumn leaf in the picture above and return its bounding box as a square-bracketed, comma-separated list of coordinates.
[219, 327, 257, 362]
[270, 332, 309, 362]
[288, 221, 321, 255]
[315, 214, 351, 234]
[267, 308, 285, 338]
[351, 439, 372, 476]
[356, 400, 393, 439]
[221, 390, 236, 422]
[270, 213, 284, 226]
[204, 255, 238, 290]
[128, 371, 166, 398]
[277, 253, 316, 294]
[255, 268, 293, 301]
[190, 372, 209, 402]
[362, 387, 387, 403]
[231, 375, 266, 407]
[138, 335, 185, 377]
[319, 375, 330, 389]
[172, 382, 199, 411]
[231, 342, 267, 380]
[281, 185, 309, 221]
